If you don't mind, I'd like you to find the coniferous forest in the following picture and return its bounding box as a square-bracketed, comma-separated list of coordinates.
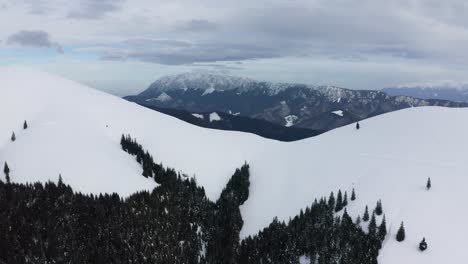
[0, 135, 386, 263]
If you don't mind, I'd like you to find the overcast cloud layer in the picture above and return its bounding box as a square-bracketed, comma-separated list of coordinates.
[1, 0, 468, 94]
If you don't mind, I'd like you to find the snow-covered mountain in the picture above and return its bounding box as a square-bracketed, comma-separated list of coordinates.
[129, 72, 467, 132]
[384, 86, 468, 103]
[2, 67, 468, 263]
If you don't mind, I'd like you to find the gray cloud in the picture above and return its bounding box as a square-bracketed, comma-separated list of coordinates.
[98, 40, 277, 65]
[68, 0, 124, 19]
[176, 19, 218, 32]
[7, 30, 63, 53]
[23, 0, 50, 15]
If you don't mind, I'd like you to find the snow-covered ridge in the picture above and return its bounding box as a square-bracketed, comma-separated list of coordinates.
[2, 67, 468, 263]
[141, 71, 354, 97]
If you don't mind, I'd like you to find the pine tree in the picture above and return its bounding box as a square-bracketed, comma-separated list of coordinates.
[58, 174, 64, 186]
[351, 188, 356, 201]
[378, 215, 387, 240]
[368, 212, 377, 234]
[328, 192, 335, 209]
[356, 122, 360, 130]
[355, 215, 361, 225]
[11, 132, 16, 142]
[419, 237, 427, 251]
[3, 162, 10, 183]
[335, 190, 343, 212]
[343, 191, 348, 207]
[396, 222, 405, 242]
[363, 205, 370, 222]
[426, 177, 431, 190]
[375, 200, 383, 216]
[23, 120, 28, 130]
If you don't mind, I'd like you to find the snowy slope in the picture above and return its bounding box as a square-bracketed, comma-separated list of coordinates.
[1, 67, 468, 263]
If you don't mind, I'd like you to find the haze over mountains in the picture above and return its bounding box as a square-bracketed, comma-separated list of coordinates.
[384, 84, 468, 103]
[1, 67, 468, 263]
[127, 72, 467, 133]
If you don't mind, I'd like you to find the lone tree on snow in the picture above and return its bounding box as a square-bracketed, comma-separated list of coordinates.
[419, 237, 428, 251]
[3, 162, 10, 183]
[356, 122, 360, 130]
[23, 120, 28, 130]
[363, 205, 370, 222]
[351, 188, 356, 201]
[426, 177, 431, 190]
[11, 132, 16, 142]
[375, 200, 383, 216]
[396, 222, 405, 242]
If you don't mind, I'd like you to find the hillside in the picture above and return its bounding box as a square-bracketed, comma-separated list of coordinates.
[1, 67, 467, 263]
[127, 102, 323, 141]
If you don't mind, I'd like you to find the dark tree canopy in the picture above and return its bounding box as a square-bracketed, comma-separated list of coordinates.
[351, 188, 356, 201]
[375, 200, 383, 216]
[419, 238, 428, 251]
[396, 222, 406, 242]
[363, 205, 370, 222]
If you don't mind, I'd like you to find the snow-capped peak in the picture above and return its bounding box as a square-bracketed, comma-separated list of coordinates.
[143, 72, 258, 95]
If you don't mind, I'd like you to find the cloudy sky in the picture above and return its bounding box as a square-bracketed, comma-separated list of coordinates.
[1, 0, 468, 95]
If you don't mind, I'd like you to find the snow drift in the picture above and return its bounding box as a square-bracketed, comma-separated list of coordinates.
[0, 66, 467, 263]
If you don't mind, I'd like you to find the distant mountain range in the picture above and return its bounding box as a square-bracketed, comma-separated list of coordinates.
[126, 72, 468, 132]
[383, 86, 468, 103]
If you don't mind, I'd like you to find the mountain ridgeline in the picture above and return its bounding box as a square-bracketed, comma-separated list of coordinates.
[126, 72, 468, 132]
[0, 135, 385, 263]
[383, 86, 468, 103]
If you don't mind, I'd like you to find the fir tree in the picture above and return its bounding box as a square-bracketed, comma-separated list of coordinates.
[355, 215, 361, 225]
[419, 237, 428, 251]
[378, 215, 387, 240]
[351, 188, 356, 201]
[363, 205, 370, 222]
[23, 120, 28, 130]
[368, 212, 377, 234]
[328, 192, 335, 209]
[356, 122, 360, 130]
[396, 222, 405, 242]
[335, 190, 343, 212]
[375, 200, 383, 216]
[11, 132, 16, 142]
[3, 162, 10, 183]
[426, 177, 431, 190]
[343, 191, 348, 207]
[58, 174, 64, 186]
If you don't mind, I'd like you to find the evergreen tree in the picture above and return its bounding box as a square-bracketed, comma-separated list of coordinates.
[58, 174, 64, 186]
[368, 213, 377, 234]
[11, 132, 16, 142]
[343, 191, 348, 207]
[396, 222, 405, 242]
[378, 215, 387, 240]
[355, 215, 361, 225]
[419, 237, 428, 251]
[356, 122, 360, 130]
[23, 120, 28, 130]
[375, 200, 383, 216]
[363, 205, 370, 222]
[3, 162, 10, 183]
[328, 192, 335, 209]
[426, 177, 431, 190]
[335, 190, 343, 212]
[351, 188, 356, 201]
